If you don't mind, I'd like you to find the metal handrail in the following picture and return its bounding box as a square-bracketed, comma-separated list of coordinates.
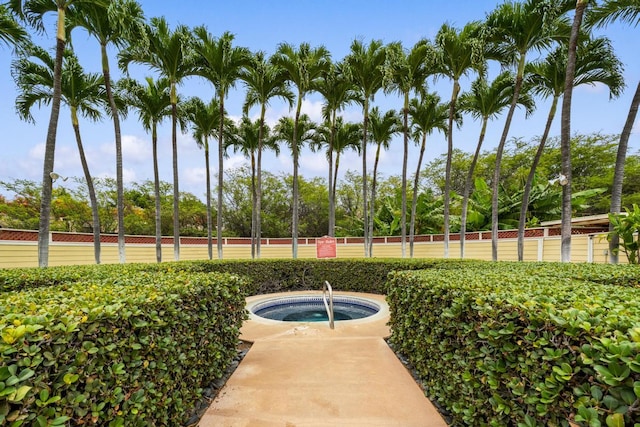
[322, 280, 335, 329]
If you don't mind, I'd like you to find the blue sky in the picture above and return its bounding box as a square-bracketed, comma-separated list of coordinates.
[1, 1, 638, 200]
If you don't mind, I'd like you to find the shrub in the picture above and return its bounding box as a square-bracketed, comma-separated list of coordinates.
[387, 263, 640, 427]
[1, 269, 247, 426]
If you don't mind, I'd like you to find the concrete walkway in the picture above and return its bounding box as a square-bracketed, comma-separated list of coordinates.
[198, 292, 448, 427]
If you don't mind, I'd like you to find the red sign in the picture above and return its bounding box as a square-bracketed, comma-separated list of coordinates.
[316, 236, 337, 258]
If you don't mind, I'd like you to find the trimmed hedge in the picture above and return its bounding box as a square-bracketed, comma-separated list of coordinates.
[1, 268, 247, 426]
[145, 258, 473, 295]
[387, 263, 640, 427]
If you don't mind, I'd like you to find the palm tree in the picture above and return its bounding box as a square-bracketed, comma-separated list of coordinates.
[316, 62, 356, 237]
[407, 94, 450, 258]
[383, 39, 434, 258]
[368, 107, 401, 255]
[116, 77, 171, 263]
[458, 71, 534, 259]
[0, 4, 28, 49]
[588, 0, 640, 263]
[192, 28, 251, 259]
[344, 39, 386, 256]
[517, 37, 623, 260]
[274, 114, 317, 243]
[13, 46, 107, 264]
[272, 42, 330, 258]
[559, 0, 589, 262]
[72, 0, 144, 264]
[486, 1, 569, 261]
[241, 50, 293, 256]
[312, 117, 362, 221]
[8, 0, 108, 267]
[227, 116, 280, 258]
[119, 17, 195, 261]
[181, 96, 223, 260]
[433, 21, 485, 259]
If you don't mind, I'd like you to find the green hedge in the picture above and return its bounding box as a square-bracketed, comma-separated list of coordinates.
[1, 268, 247, 426]
[387, 263, 640, 427]
[148, 258, 472, 295]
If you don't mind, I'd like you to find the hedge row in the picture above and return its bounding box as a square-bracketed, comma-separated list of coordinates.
[1, 268, 247, 426]
[387, 263, 640, 427]
[141, 258, 474, 295]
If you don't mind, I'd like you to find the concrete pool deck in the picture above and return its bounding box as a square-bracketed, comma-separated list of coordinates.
[198, 292, 448, 426]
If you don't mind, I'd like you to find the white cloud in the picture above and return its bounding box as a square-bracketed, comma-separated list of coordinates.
[577, 81, 608, 95]
[99, 134, 150, 164]
[225, 155, 248, 171]
[300, 99, 324, 123]
[123, 135, 152, 163]
[17, 142, 83, 181]
[300, 151, 328, 175]
[183, 167, 207, 186]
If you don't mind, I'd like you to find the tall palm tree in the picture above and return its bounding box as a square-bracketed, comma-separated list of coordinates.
[0, 4, 28, 49]
[116, 76, 171, 263]
[72, 0, 144, 264]
[119, 17, 195, 261]
[368, 107, 401, 255]
[241, 50, 293, 256]
[588, 0, 640, 263]
[344, 39, 386, 256]
[192, 28, 251, 259]
[517, 37, 623, 260]
[272, 42, 330, 258]
[486, 1, 569, 261]
[13, 46, 107, 264]
[433, 21, 485, 259]
[274, 114, 317, 243]
[9, 0, 108, 267]
[407, 94, 450, 258]
[383, 39, 434, 258]
[227, 116, 280, 258]
[559, 0, 589, 262]
[181, 96, 223, 260]
[458, 71, 534, 259]
[312, 117, 362, 220]
[316, 62, 356, 237]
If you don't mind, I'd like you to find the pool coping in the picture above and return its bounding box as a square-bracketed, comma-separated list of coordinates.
[240, 291, 391, 342]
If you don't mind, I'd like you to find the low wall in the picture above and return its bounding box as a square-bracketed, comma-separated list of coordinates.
[0, 228, 616, 268]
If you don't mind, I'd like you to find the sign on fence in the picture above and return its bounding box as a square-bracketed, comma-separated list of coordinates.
[316, 236, 337, 259]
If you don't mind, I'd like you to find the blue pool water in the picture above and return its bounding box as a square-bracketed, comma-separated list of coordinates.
[252, 296, 380, 322]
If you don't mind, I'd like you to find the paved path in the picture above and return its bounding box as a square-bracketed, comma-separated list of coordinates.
[198, 292, 448, 427]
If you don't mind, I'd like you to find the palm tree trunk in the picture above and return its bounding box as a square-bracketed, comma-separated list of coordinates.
[410, 134, 427, 258]
[100, 43, 126, 264]
[256, 105, 266, 258]
[444, 80, 460, 259]
[518, 96, 558, 261]
[492, 59, 525, 262]
[152, 123, 162, 263]
[328, 110, 336, 237]
[292, 95, 302, 259]
[369, 142, 382, 257]
[560, 0, 587, 262]
[217, 95, 225, 259]
[460, 118, 488, 259]
[333, 153, 340, 211]
[171, 86, 180, 261]
[250, 150, 257, 259]
[205, 142, 212, 260]
[401, 94, 409, 259]
[71, 113, 101, 264]
[609, 80, 640, 263]
[38, 8, 66, 268]
[362, 99, 370, 257]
